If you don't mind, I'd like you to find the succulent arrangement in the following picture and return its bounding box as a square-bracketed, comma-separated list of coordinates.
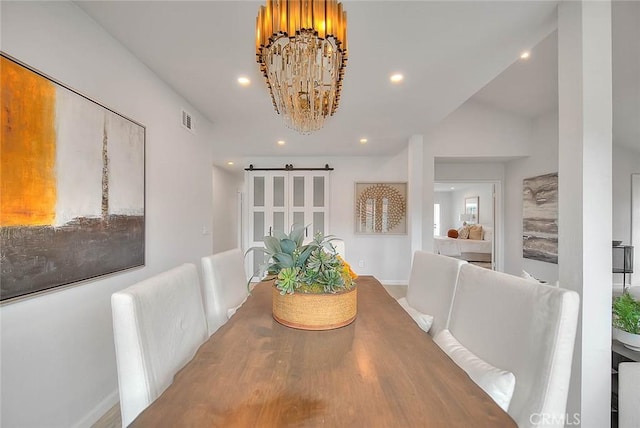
[247, 224, 357, 295]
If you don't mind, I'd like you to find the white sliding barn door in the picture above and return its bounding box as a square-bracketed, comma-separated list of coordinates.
[246, 170, 330, 277]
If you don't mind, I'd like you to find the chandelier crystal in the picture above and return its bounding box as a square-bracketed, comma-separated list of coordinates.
[256, 0, 348, 134]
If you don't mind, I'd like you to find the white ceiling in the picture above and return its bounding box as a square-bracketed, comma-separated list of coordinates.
[472, 30, 557, 118]
[76, 1, 638, 164]
[76, 0, 559, 163]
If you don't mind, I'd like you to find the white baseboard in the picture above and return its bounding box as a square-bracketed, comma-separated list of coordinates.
[379, 280, 409, 286]
[72, 389, 119, 428]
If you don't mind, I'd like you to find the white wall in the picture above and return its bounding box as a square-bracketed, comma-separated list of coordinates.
[244, 101, 533, 282]
[612, 144, 640, 286]
[434, 191, 453, 233]
[504, 110, 559, 283]
[243, 151, 411, 284]
[433, 162, 505, 269]
[428, 99, 533, 157]
[435, 162, 507, 183]
[423, 101, 531, 266]
[453, 184, 494, 228]
[1, 2, 214, 427]
[612, 144, 640, 246]
[244, 104, 530, 282]
[434, 184, 495, 234]
[211, 166, 243, 254]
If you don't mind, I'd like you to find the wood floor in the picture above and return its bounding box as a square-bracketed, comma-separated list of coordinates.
[382, 284, 408, 299]
[92, 285, 407, 428]
[92, 403, 121, 428]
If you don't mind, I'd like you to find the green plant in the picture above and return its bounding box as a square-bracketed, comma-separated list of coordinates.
[246, 224, 357, 295]
[613, 292, 640, 334]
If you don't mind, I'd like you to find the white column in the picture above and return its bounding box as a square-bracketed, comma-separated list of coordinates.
[408, 135, 424, 257]
[422, 141, 435, 253]
[558, 1, 612, 426]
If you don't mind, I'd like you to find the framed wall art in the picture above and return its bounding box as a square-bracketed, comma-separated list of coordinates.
[1, 53, 145, 302]
[355, 182, 407, 234]
[464, 196, 479, 224]
[522, 172, 558, 264]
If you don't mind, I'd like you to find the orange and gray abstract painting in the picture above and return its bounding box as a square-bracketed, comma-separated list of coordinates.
[1, 55, 144, 301]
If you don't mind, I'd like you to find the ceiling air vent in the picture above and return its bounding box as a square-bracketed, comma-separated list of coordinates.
[181, 109, 195, 134]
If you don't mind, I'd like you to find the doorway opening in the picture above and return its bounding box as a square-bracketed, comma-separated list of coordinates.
[433, 181, 501, 271]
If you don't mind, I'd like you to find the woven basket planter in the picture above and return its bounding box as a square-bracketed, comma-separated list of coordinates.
[272, 285, 357, 330]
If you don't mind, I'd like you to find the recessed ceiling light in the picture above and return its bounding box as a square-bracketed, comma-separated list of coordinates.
[227, 161, 235, 166]
[390, 73, 404, 83]
[450, 187, 455, 190]
[359, 138, 368, 144]
[237, 76, 250, 86]
[277, 140, 286, 146]
[520, 51, 530, 60]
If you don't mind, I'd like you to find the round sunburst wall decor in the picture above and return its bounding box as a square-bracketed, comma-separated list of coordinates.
[356, 183, 407, 233]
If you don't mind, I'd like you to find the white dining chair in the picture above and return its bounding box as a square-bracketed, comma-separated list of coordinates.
[619, 362, 640, 428]
[397, 251, 466, 336]
[201, 248, 249, 336]
[446, 263, 579, 427]
[626, 285, 640, 300]
[111, 263, 208, 427]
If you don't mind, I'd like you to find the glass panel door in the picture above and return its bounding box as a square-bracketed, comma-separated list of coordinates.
[246, 170, 330, 274]
[313, 176, 325, 207]
[312, 212, 325, 236]
[293, 176, 305, 207]
[272, 174, 287, 237]
[309, 172, 329, 237]
[290, 174, 308, 239]
[287, 172, 330, 239]
[249, 174, 266, 243]
[248, 173, 267, 278]
[247, 172, 289, 277]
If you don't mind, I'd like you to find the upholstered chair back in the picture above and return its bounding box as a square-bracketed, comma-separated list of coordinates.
[111, 263, 208, 427]
[619, 362, 640, 428]
[448, 263, 579, 427]
[405, 251, 466, 336]
[201, 248, 248, 335]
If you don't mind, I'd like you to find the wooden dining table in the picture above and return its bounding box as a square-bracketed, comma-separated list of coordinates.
[131, 276, 516, 427]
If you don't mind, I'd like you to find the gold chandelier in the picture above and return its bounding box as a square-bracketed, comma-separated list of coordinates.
[256, 0, 348, 134]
